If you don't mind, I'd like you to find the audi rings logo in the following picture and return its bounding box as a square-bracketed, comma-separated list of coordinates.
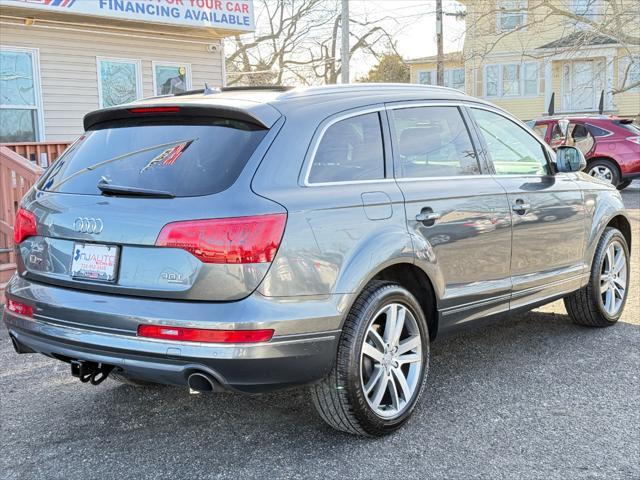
[74, 217, 104, 234]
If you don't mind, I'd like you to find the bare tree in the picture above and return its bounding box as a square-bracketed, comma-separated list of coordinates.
[225, 0, 406, 86]
[462, 0, 640, 95]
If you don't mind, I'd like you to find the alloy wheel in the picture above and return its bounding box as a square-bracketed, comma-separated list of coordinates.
[600, 240, 628, 316]
[589, 165, 614, 183]
[360, 303, 422, 419]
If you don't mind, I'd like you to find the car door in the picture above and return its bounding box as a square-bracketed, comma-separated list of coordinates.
[566, 121, 595, 157]
[468, 106, 586, 310]
[387, 103, 512, 328]
[549, 122, 566, 150]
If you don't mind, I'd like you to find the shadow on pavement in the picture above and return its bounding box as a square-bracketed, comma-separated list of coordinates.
[2, 309, 639, 479]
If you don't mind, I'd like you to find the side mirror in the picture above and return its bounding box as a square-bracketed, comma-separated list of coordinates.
[555, 146, 586, 173]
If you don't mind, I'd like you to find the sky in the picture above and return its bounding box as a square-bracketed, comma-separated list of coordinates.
[350, 0, 466, 67]
[236, 0, 466, 81]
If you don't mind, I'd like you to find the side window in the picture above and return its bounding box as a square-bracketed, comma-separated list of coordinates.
[471, 108, 549, 175]
[586, 123, 611, 137]
[308, 112, 385, 184]
[551, 123, 564, 142]
[532, 124, 547, 139]
[390, 106, 479, 178]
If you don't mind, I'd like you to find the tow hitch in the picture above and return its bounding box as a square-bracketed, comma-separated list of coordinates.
[70, 360, 114, 385]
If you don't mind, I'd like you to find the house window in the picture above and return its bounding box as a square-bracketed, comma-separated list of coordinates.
[0, 47, 43, 142]
[417, 68, 465, 90]
[523, 62, 539, 95]
[486, 65, 499, 97]
[418, 70, 434, 85]
[153, 62, 192, 96]
[502, 64, 520, 96]
[444, 68, 466, 91]
[567, 0, 599, 20]
[97, 57, 142, 108]
[622, 56, 640, 92]
[497, 0, 527, 32]
[484, 62, 538, 97]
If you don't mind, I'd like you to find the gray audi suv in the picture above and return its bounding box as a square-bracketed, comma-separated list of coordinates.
[3, 84, 632, 436]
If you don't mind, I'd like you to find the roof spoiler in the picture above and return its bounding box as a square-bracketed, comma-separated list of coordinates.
[83, 104, 276, 131]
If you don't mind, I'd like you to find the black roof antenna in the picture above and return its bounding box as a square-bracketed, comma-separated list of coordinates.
[547, 92, 555, 116]
[598, 90, 605, 114]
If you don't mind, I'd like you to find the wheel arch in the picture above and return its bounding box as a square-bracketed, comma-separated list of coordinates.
[585, 208, 632, 273]
[607, 214, 632, 252]
[367, 263, 439, 340]
[587, 156, 622, 174]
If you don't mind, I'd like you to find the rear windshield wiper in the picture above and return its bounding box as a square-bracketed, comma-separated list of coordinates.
[97, 183, 175, 198]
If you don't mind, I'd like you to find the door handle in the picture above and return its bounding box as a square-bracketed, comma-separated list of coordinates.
[512, 199, 530, 214]
[416, 209, 441, 226]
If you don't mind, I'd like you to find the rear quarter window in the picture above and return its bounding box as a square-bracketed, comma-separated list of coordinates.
[586, 124, 612, 137]
[307, 112, 385, 184]
[39, 118, 267, 197]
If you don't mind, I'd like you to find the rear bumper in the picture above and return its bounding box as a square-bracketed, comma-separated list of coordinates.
[3, 276, 349, 393]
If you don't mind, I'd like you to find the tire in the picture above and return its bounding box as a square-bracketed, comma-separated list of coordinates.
[587, 159, 620, 187]
[110, 372, 158, 387]
[310, 281, 430, 436]
[617, 179, 632, 190]
[564, 227, 630, 327]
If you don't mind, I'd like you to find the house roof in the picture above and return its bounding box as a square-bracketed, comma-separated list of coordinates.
[406, 52, 463, 65]
[538, 32, 618, 50]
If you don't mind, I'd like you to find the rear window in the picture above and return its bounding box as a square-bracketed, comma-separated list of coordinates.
[615, 121, 640, 135]
[39, 118, 267, 197]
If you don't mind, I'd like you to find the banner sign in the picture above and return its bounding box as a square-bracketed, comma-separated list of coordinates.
[0, 0, 255, 31]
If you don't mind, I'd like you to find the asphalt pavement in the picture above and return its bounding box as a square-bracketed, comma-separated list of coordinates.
[1, 183, 639, 480]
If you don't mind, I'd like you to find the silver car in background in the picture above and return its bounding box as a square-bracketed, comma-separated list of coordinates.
[3, 84, 632, 436]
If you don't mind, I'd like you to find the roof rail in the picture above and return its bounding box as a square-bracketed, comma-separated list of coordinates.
[278, 83, 463, 99]
[220, 86, 295, 92]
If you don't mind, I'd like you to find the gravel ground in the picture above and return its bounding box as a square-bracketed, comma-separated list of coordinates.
[1, 184, 639, 480]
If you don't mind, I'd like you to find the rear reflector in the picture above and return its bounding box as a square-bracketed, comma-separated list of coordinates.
[7, 300, 33, 317]
[129, 106, 180, 114]
[137, 325, 274, 343]
[155, 213, 286, 264]
[13, 208, 38, 244]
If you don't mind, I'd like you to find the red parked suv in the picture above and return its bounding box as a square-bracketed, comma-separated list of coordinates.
[528, 116, 640, 189]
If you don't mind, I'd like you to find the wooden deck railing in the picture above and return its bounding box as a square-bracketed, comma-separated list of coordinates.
[0, 146, 45, 265]
[2, 141, 71, 168]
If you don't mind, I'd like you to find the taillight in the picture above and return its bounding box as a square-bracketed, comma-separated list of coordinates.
[155, 214, 286, 264]
[626, 136, 640, 145]
[13, 208, 38, 244]
[6, 299, 33, 317]
[137, 325, 274, 343]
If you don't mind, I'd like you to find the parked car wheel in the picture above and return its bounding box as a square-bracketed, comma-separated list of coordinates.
[564, 227, 630, 327]
[616, 179, 632, 190]
[587, 159, 620, 187]
[310, 281, 430, 436]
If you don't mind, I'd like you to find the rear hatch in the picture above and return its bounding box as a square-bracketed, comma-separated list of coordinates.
[16, 107, 286, 301]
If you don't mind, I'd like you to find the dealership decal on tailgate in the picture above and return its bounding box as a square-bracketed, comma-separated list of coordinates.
[71, 243, 119, 282]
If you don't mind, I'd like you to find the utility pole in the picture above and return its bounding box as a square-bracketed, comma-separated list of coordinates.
[341, 0, 350, 84]
[436, 0, 444, 86]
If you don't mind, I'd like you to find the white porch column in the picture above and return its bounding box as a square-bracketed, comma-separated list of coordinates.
[606, 58, 615, 111]
[544, 59, 553, 114]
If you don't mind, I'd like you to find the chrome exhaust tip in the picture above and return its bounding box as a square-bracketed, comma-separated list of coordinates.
[187, 372, 216, 393]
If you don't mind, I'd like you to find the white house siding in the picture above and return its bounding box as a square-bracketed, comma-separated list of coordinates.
[0, 19, 224, 141]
